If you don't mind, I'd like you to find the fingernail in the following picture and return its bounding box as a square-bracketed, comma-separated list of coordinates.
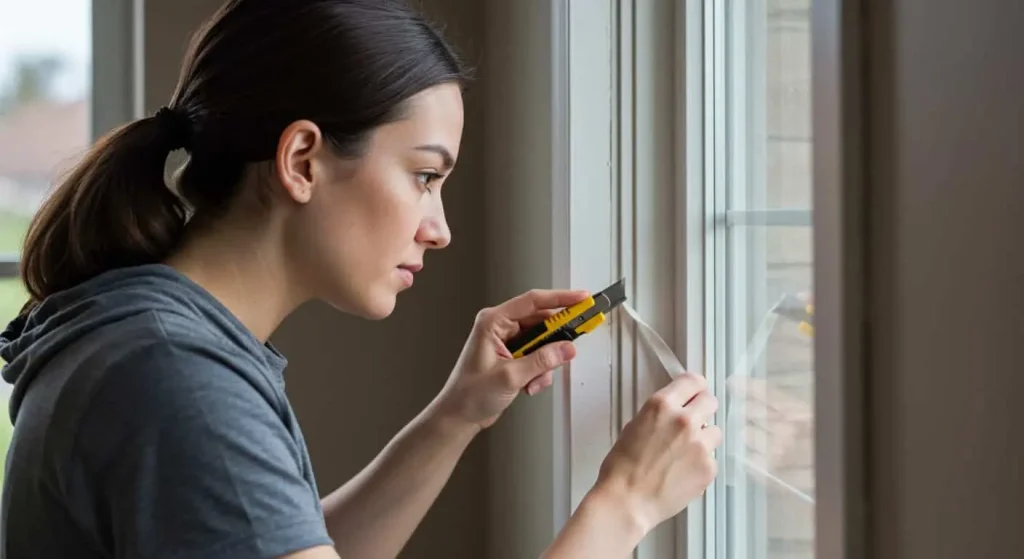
[559, 343, 575, 360]
[526, 384, 539, 396]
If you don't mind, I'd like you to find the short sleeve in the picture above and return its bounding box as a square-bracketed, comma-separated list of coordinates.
[71, 342, 334, 559]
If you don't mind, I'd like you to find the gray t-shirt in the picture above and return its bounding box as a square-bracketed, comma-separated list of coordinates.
[0, 264, 334, 558]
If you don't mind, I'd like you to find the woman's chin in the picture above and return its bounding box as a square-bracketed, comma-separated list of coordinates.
[363, 299, 397, 320]
[354, 290, 398, 320]
[323, 289, 397, 320]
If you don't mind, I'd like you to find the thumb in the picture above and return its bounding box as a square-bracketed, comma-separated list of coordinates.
[505, 342, 576, 386]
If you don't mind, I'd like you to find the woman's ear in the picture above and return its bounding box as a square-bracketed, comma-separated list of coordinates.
[275, 119, 324, 204]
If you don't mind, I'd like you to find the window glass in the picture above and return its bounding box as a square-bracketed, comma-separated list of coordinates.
[703, 0, 815, 558]
[0, 0, 92, 482]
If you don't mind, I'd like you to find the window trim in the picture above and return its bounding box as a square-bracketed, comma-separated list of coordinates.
[92, 0, 144, 138]
[0, 0, 139, 279]
[562, 0, 614, 515]
[560, 0, 688, 555]
[810, 0, 869, 557]
[550, 0, 572, 533]
[679, 1, 707, 557]
[724, 209, 813, 227]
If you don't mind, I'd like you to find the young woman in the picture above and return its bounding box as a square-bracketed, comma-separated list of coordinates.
[0, 1, 722, 557]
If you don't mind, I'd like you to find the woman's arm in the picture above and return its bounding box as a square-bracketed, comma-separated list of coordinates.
[320, 289, 589, 558]
[541, 485, 647, 558]
[320, 399, 478, 559]
[543, 373, 723, 558]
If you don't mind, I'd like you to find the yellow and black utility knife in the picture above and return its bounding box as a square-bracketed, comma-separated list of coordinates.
[505, 278, 628, 358]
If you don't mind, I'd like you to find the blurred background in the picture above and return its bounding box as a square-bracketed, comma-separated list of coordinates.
[0, 0, 90, 331]
[0, 0, 91, 488]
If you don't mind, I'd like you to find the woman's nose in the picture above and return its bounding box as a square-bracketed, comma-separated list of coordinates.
[417, 207, 451, 249]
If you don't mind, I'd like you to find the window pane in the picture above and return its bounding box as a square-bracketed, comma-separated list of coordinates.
[725, 225, 814, 558]
[715, 1, 814, 558]
[0, 0, 92, 483]
[764, 0, 812, 210]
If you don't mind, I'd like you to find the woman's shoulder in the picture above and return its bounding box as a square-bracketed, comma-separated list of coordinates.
[86, 323, 288, 422]
[66, 331, 301, 469]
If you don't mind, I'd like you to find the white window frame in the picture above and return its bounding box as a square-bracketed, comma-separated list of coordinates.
[0, 0, 139, 279]
[560, 0, 868, 557]
[561, 0, 694, 556]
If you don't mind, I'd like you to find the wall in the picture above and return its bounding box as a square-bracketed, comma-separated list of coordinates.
[481, 2, 569, 557]
[865, 0, 1024, 557]
[143, 1, 489, 557]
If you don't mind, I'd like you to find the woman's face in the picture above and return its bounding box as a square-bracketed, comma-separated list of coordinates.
[281, 83, 464, 319]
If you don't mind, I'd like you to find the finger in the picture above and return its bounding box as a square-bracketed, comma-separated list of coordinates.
[524, 370, 555, 396]
[496, 289, 590, 321]
[504, 341, 576, 387]
[701, 424, 723, 450]
[486, 310, 560, 342]
[682, 390, 719, 425]
[654, 371, 708, 406]
[518, 309, 559, 330]
[489, 314, 523, 341]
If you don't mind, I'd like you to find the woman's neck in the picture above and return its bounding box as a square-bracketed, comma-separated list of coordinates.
[164, 213, 306, 343]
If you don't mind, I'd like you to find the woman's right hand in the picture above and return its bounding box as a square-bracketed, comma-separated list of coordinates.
[593, 372, 722, 535]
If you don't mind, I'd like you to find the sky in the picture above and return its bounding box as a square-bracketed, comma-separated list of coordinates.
[0, 0, 91, 101]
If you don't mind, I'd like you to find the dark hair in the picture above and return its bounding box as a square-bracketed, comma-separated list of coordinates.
[20, 0, 467, 307]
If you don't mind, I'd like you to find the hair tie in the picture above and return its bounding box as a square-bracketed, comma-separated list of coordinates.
[154, 106, 193, 150]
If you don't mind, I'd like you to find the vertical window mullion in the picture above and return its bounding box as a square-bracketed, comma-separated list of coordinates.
[681, 0, 710, 555]
[707, 0, 729, 556]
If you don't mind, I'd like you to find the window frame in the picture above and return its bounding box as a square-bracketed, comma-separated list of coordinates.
[561, 0, 869, 557]
[0, 0, 139, 278]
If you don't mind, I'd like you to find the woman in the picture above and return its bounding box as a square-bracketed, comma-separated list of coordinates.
[0, 1, 721, 557]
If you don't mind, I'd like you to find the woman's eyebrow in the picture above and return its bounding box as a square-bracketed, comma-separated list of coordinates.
[414, 144, 455, 171]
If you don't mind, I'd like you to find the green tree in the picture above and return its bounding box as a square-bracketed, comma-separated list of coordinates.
[0, 54, 65, 114]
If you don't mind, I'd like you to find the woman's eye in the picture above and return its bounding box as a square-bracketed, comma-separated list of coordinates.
[415, 172, 443, 192]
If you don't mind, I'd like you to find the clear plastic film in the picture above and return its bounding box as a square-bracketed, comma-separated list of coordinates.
[618, 302, 815, 505]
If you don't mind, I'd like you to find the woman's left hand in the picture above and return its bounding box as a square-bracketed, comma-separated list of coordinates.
[432, 288, 591, 431]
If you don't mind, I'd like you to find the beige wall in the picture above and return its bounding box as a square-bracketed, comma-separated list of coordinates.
[864, 0, 1024, 557]
[143, 1, 488, 557]
[481, 1, 565, 557]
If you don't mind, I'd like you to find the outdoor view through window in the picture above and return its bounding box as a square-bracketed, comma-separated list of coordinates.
[719, 1, 816, 558]
[0, 0, 92, 482]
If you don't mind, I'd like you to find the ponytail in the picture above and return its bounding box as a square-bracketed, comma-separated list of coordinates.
[20, 109, 189, 307]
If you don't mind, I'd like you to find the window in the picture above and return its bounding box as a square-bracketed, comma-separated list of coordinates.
[562, 0, 822, 557]
[0, 0, 93, 481]
[693, 0, 815, 558]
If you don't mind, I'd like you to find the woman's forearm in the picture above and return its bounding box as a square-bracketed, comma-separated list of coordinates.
[542, 485, 648, 559]
[321, 399, 478, 559]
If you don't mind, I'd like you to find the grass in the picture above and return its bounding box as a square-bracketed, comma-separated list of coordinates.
[0, 209, 29, 486]
[0, 209, 28, 253]
[0, 209, 29, 332]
